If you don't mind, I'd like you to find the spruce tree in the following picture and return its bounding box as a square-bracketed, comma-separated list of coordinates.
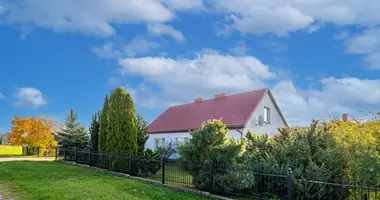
[107, 88, 138, 154]
[136, 114, 149, 155]
[57, 109, 89, 148]
[98, 95, 109, 152]
[89, 112, 100, 151]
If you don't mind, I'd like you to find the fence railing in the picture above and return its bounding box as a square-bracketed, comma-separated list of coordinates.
[22, 146, 56, 157]
[56, 147, 380, 200]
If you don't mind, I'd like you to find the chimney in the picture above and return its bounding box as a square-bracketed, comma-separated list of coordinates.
[214, 93, 227, 99]
[342, 113, 348, 122]
[194, 98, 203, 103]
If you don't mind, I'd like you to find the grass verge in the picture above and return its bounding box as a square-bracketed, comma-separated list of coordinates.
[0, 161, 211, 200]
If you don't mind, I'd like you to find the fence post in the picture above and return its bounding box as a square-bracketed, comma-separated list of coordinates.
[74, 148, 77, 163]
[209, 162, 214, 193]
[161, 157, 166, 184]
[88, 149, 92, 166]
[129, 155, 133, 175]
[55, 147, 58, 160]
[287, 168, 293, 200]
[106, 152, 109, 170]
[64, 147, 67, 161]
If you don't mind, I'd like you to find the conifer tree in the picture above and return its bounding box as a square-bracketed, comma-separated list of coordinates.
[89, 112, 100, 151]
[57, 109, 89, 148]
[107, 88, 138, 154]
[98, 95, 109, 152]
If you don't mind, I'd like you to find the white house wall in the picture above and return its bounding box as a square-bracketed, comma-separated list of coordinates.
[244, 92, 286, 135]
[146, 129, 242, 158]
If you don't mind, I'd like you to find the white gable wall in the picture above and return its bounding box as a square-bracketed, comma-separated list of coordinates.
[244, 92, 286, 135]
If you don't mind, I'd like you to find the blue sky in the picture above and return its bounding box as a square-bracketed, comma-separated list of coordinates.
[1, 0, 380, 132]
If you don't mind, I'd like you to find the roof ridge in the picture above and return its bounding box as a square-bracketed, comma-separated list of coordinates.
[168, 88, 268, 109]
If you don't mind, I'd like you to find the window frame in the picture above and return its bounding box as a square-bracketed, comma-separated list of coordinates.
[175, 137, 189, 146]
[264, 107, 270, 123]
[155, 138, 166, 149]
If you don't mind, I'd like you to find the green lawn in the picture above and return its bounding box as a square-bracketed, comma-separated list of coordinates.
[0, 161, 210, 200]
[0, 145, 23, 156]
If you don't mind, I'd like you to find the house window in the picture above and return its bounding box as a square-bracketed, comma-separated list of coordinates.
[175, 137, 189, 146]
[155, 138, 166, 149]
[264, 107, 270, 123]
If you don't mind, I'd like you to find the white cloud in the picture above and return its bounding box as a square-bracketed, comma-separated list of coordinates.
[334, 30, 350, 40]
[148, 24, 186, 43]
[229, 41, 247, 56]
[212, 0, 380, 36]
[14, 87, 47, 108]
[345, 28, 380, 69]
[162, 0, 204, 10]
[345, 28, 380, 54]
[273, 77, 380, 126]
[124, 37, 159, 57]
[308, 24, 321, 33]
[265, 41, 288, 53]
[92, 43, 119, 59]
[92, 37, 159, 59]
[110, 49, 380, 126]
[2, 0, 173, 37]
[118, 49, 276, 105]
[0, 4, 5, 15]
[214, 3, 313, 36]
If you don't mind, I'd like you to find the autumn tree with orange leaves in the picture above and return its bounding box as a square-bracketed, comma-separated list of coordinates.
[8, 117, 57, 152]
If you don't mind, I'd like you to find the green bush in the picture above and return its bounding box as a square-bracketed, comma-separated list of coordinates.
[243, 121, 348, 199]
[214, 168, 255, 194]
[134, 149, 161, 177]
[155, 141, 176, 159]
[178, 119, 244, 191]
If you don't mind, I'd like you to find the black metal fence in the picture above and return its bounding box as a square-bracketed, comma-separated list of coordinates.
[56, 147, 380, 200]
[22, 146, 56, 157]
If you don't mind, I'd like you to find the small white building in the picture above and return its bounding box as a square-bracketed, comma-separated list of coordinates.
[146, 88, 287, 155]
[1, 134, 8, 145]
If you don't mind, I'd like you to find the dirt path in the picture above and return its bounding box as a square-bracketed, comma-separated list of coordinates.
[0, 185, 15, 200]
[0, 157, 54, 162]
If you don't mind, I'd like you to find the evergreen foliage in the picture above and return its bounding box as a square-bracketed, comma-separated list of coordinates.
[107, 88, 138, 154]
[136, 114, 149, 155]
[178, 119, 245, 190]
[242, 120, 347, 199]
[57, 109, 89, 148]
[89, 112, 100, 151]
[98, 95, 109, 152]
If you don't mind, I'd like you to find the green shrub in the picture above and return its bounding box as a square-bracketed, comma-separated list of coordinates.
[243, 121, 348, 199]
[178, 119, 244, 191]
[155, 141, 176, 159]
[134, 149, 161, 177]
[214, 168, 255, 194]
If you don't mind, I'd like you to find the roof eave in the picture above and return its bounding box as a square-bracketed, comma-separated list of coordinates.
[148, 125, 246, 134]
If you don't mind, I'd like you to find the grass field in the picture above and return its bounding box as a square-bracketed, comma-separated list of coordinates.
[0, 161, 210, 200]
[0, 145, 23, 156]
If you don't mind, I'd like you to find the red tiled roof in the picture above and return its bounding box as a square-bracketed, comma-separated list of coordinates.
[147, 88, 268, 133]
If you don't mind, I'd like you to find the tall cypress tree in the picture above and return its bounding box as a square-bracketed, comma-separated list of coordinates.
[107, 88, 138, 154]
[89, 112, 100, 151]
[98, 95, 109, 152]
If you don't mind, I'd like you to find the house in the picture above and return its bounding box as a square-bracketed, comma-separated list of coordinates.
[146, 88, 288, 153]
[1, 134, 8, 145]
